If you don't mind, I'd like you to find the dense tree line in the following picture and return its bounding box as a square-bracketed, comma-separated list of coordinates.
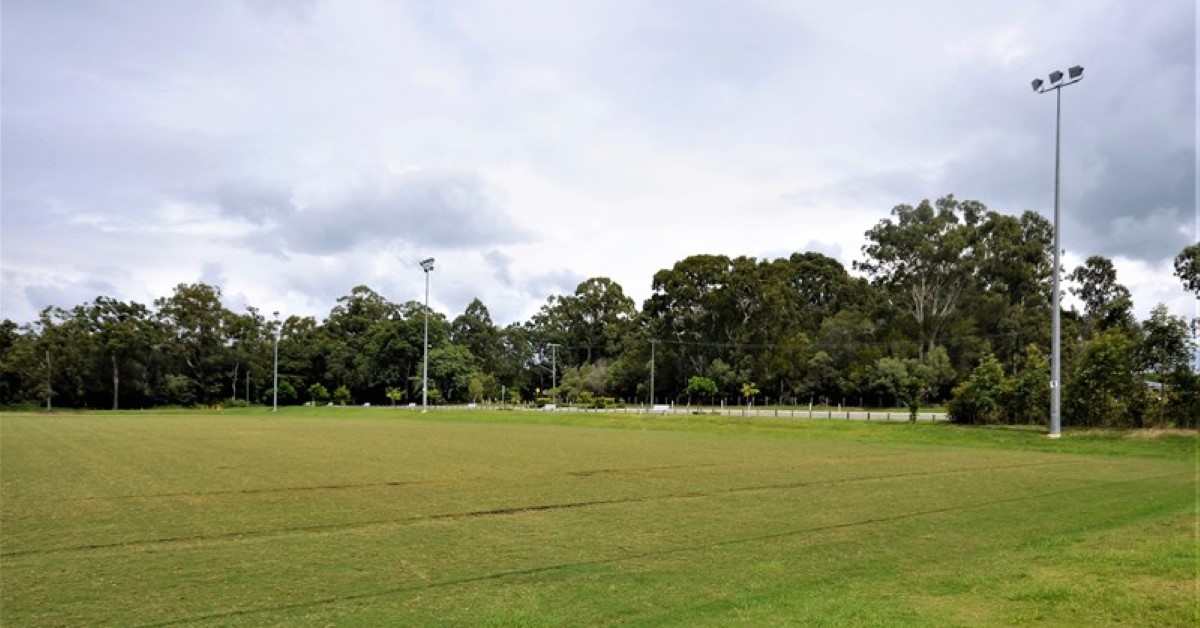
[2, 196, 1196, 428]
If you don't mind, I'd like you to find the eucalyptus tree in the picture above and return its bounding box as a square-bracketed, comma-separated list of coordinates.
[323, 285, 397, 394]
[5, 307, 95, 408]
[1138, 304, 1192, 380]
[856, 195, 983, 361]
[643, 254, 741, 394]
[84, 297, 154, 409]
[966, 210, 1054, 371]
[0, 319, 20, 404]
[529, 277, 637, 367]
[154, 283, 235, 403]
[495, 322, 536, 399]
[451, 298, 501, 375]
[1067, 256, 1135, 334]
[1174, 243, 1200, 296]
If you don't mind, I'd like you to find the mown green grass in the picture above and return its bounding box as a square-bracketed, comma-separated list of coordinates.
[1, 409, 1195, 626]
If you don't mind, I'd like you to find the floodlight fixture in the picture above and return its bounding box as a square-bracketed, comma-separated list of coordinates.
[420, 258, 435, 272]
[1049, 70, 1063, 84]
[1032, 78, 1044, 92]
[1068, 65, 1083, 79]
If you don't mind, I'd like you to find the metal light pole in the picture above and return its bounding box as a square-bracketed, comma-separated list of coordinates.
[649, 339, 657, 406]
[272, 311, 281, 412]
[420, 258, 435, 413]
[1032, 65, 1083, 439]
[548, 343, 560, 403]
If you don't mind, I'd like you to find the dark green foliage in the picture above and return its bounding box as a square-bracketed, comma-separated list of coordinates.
[1068, 256, 1136, 333]
[948, 355, 1006, 424]
[307, 383, 329, 405]
[0, 194, 1187, 422]
[1174, 243, 1200, 295]
[1066, 329, 1145, 428]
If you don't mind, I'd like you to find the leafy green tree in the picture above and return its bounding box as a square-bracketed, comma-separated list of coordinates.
[307, 383, 329, 405]
[948, 355, 1006, 424]
[1068, 256, 1135, 334]
[12, 307, 96, 409]
[161, 374, 196, 406]
[801, 350, 838, 406]
[224, 307, 270, 404]
[529, 277, 636, 366]
[333, 385, 351, 406]
[1004, 344, 1050, 425]
[0, 319, 21, 404]
[869, 358, 909, 408]
[856, 195, 982, 360]
[741, 381, 760, 406]
[155, 283, 234, 404]
[1174, 243, 1200, 296]
[684, 375, 717, 405]
[467, 375, 485, 403]
[428, 344, 477, 402]
[1065, 329, 1142, 427]
[451, 298, 501, 375]
[264, 379, 298, 406]
[385, 386, 406, 407]
[84, 297, 154, 410]
[1138, 304, 1192, 380]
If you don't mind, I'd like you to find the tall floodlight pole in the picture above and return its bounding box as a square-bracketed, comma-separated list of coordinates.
[649, 339, 657, 406]
[272, 311, 281, 412]
[1032, 65, 1083, 439]
[420, 258, 435, 413]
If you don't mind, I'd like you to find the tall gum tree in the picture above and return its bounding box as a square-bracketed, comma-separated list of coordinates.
[856, 195, 982, 361]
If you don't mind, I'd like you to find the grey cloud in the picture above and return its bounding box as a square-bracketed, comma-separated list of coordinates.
[483, 249, 515, 288]
[239, 170, 534, 256]
[522, 268, 585, 302]
[782, 169, 934, 210]
[199, 263, 226, 288]
[23, 278, 119, 315]
[212, 182, 295, 225]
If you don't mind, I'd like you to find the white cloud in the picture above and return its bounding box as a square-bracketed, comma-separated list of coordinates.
[1, 0, 1193, 327]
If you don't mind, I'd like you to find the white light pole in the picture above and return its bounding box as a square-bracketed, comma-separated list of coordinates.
[420, 258, 435, 413]
[1032, 64, 1084, 439]
[649, 339, 657, 406]
[548, 343, 560, 403]
[272, 311, 281, 413]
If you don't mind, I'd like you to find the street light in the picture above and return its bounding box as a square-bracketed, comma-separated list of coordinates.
[1031, 64, 1084, 439]
[272, 311, 281, 413]
[420, 258, 435, 413]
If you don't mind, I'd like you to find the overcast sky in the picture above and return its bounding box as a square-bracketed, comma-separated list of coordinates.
[2, 0, 1196, 326]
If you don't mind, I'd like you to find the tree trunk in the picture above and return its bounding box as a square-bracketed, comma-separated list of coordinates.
[111, 352, 120, 410]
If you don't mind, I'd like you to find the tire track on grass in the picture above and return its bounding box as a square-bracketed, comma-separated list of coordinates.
[57, 463, 725, 502]
[137, 470, 1192, 627]
[2, 459, 1075, 559]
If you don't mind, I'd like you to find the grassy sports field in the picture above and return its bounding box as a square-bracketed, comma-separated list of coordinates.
[1, 409, 1195, 626]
